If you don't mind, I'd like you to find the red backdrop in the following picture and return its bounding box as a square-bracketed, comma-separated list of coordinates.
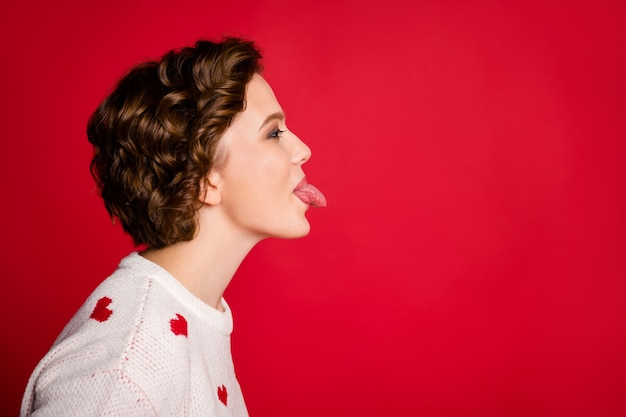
[2, 1, 625, 416]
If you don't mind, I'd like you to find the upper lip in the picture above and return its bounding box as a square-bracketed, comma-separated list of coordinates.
[293, 176, 307, 191]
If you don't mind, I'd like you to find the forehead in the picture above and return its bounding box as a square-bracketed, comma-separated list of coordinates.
[241, 74, 283, 124]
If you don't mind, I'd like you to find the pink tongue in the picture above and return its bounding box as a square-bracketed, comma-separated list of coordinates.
[294, 183, 327, 207]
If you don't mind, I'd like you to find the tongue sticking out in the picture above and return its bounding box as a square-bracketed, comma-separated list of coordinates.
[294, 182, 327, 208]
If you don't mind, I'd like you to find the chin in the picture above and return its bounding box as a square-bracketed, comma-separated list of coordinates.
[275, 220, 311, 240]
[293, 225, 311, 239]
[287, 226, 311, 240]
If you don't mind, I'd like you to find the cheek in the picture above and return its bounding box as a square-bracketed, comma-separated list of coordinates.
[224, 149, 289, 199]
[247, 145, 290, 175]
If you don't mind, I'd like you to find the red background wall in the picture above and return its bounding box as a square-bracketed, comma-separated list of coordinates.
[2, 1, 625, 416]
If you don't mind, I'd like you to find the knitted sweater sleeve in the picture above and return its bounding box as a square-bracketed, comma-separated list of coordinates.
[25, 369, 158, 417]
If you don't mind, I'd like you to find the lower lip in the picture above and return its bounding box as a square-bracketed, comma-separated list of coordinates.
[294, 193, 311, 208]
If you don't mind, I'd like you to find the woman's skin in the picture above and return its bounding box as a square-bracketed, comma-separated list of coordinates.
[141, 74, 323, 312]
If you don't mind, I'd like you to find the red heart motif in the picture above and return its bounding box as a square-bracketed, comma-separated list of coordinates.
[90, 297, 113, 322]
[217, 384, 228, 406]
[170, 313, 188, 337]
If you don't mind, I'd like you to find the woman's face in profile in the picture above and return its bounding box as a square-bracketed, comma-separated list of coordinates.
[212, 74, 318, 240]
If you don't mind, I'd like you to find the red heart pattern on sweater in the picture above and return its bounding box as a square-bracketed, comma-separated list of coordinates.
[170, 313, 188, 337]
[217, 384, 228, 406]
[90, 297, 113, 322]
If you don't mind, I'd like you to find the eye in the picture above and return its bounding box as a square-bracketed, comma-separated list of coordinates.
[267, 128, 285, 140]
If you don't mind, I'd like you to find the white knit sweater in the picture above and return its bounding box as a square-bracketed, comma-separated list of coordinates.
[21, 252, 249, 416]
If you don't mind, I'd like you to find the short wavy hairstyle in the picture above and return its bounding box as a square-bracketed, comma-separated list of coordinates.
[87, 38, 262, 249]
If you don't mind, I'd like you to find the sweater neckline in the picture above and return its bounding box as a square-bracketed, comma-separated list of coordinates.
[119, 251, 234, 335]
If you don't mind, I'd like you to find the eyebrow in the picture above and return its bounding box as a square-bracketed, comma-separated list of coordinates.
[258, 112, 285, 132]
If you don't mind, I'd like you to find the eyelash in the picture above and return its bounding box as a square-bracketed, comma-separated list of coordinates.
[267, 128, 285, 140]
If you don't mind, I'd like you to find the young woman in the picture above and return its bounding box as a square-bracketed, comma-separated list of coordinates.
[21, 37, 326, 416]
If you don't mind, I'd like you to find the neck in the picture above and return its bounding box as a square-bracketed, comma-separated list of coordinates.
[141, 209, 261, 311]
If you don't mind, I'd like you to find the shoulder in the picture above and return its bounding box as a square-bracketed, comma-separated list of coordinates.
[56, 252, 195, 345]
[22, 253, 195, 416]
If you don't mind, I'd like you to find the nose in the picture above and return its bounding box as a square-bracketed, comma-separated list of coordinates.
[290, 132, 312, 165]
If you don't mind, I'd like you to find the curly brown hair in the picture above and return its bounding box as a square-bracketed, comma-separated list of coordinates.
[87, 38, 262, 249]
